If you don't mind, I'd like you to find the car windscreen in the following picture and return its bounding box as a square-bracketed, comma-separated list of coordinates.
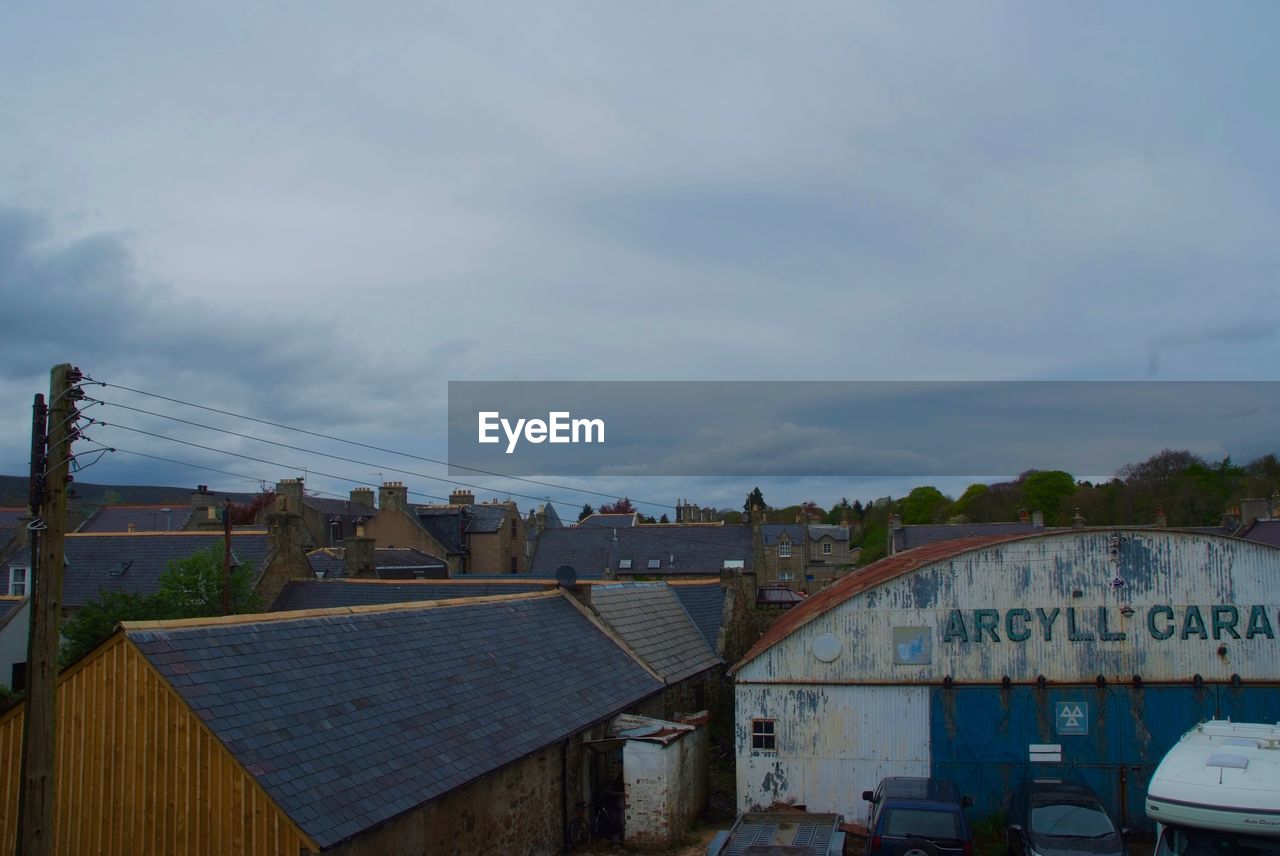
[1030, 800, 1115, 838]
[883, 808, 961, 839]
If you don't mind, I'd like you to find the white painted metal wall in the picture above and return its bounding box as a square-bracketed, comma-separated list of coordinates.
[738, 531, 1280, 686]
[735, 684, 929, 820]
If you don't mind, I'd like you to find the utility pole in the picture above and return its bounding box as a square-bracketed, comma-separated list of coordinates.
[222, 498, 233, 615]
[16, 363, 79, 856]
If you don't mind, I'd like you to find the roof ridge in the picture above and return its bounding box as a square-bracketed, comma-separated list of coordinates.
[122, 589, 560, 630]
[68, 530, 268, 538]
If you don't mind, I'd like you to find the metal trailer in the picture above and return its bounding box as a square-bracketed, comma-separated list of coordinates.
[706, 811, 846, 856]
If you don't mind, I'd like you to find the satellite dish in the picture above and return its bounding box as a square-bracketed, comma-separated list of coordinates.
[555, 565, 578, 588]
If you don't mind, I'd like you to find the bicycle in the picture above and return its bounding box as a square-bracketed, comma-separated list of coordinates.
[567, 798, 612, 850]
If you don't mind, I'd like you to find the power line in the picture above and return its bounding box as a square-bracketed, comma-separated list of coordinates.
[84, 377, 670, 510]
[83, 426, 764, 552]
[88, 396, 626, 514]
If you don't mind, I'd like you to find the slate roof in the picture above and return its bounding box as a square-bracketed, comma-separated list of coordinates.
[305, 496, 377, 519]
[760, 524, 851, 545]
[892, 521, 1050, 552]
[0, 596, 23, 626]
[589, 583, 722, 683]
[0, 532, 271, 606]
[1240, 519, 1280, 548]
[530, 524, 752, 578]
[126, 592, 663, 849]
[77, 505, 194, 533]
[305, 547, 449, 581]
[670, 581, 726, 651]
[0, 508, 26, 555]
[578, 513, 639, 528]
[270, 579, 552, 611]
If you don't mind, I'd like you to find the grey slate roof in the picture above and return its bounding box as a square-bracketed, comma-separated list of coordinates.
[670, 582, 727, 651]
[0, 532, 271, 605]
[305, 496, 377, 518]
[270, 579, 552, 611]
[894, 521, 1051, 552]
[1240, 519, 1280, 548]
[530, 524, 752, 578]
[77, 505, 194, 533]
[760, 524, 804, 546]
[0, 597, 23, 625]
[589, 583, 721, 683]
[127, 593, 663, 849]
[578, 513, 639, 528]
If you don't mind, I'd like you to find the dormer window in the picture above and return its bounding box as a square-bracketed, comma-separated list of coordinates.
[9, 566, 29, 596]
[618, 559, 632, 570]
[646, 558, 662, 570]
[778, 542, 791, 558]
[822, 542, 833, 555]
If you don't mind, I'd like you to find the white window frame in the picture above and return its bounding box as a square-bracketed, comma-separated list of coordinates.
[9, 566, 29, 597]
[778, 572, 794, 582]
[778, 542, 791, 558]
[822, 542, 833, 555]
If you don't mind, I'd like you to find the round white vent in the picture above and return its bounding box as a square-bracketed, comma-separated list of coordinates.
[812, 633, 841, 663]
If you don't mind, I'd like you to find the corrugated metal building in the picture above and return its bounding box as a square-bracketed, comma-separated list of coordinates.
[731, 529, 1280, 830]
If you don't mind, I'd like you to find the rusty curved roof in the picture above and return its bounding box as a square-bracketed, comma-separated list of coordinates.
[732, 534, 1032, 673]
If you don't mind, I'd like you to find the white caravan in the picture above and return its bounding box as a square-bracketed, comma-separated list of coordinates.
[1146, 720, 1280, 855]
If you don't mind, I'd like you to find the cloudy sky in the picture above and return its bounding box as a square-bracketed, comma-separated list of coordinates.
[1, 2, 1277, 514]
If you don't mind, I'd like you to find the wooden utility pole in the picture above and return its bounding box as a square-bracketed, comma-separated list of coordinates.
[16, 363, 78, 856]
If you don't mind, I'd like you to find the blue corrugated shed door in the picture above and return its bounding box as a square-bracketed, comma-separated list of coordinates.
[929, 684, 1280, 832]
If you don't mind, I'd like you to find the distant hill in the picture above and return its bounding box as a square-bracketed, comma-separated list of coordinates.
[0, 475, 258, 513]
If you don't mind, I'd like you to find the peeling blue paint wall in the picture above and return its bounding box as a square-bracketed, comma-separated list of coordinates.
[929, 683, 1280, 831]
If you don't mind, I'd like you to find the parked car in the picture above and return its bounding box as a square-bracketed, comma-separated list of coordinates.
[1005, 778, 1128, 856]
[862, 776, 974, 856]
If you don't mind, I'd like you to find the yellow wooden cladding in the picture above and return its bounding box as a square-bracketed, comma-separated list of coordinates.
[0, 634, 316, 855]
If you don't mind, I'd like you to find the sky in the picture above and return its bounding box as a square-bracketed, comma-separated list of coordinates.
[1, 2, 1277, 516]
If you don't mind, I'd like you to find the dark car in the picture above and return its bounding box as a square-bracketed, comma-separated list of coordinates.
[1004, 778, 1129, 856]
[862, 776, 974, 856]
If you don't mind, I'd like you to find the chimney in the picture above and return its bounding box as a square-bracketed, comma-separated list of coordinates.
[890, 513, 903, 531]
[1031, 511, 1044, 528]
[1240, 498, 1270, 526]
[1155, 506, 1168, 528]
[276, 478, 305, 515]
[449, 489, 475, 506]
[1018, 509, 1030, 523]
[127, 523, 136, 533]
[343, 535, 376, 578]
[1072, 509, 1085, 528]
[349, 487, 375, 508]
[379, 482, 409, 513]
[190, 484, 218, 518]
[255, 506, 312, 606]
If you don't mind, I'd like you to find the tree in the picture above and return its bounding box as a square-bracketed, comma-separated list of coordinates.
[901, 486, 951, 525]
[1020, 471, 1076, 522]
[58, 543, 260, 667]
[744, 487, 766, 516]
[598, 498, 636, 514]
[59, 590, 169, 667]
[659, 513, 670, 523]
[578, 503, 594, 522]
[156, 544, 260, 619]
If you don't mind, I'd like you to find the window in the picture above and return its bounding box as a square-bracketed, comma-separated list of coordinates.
[646, 558, 662, 570]
[778, 542, 791, 558]
[779, 572, 794, 582]
[618, 558, 632, 570]
[822, 542, 833, 555]
[751, 719, 776, 751]
[9, 566, 28, 597]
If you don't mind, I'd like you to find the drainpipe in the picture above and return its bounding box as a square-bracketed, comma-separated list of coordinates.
[561, 739, 570, 853]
